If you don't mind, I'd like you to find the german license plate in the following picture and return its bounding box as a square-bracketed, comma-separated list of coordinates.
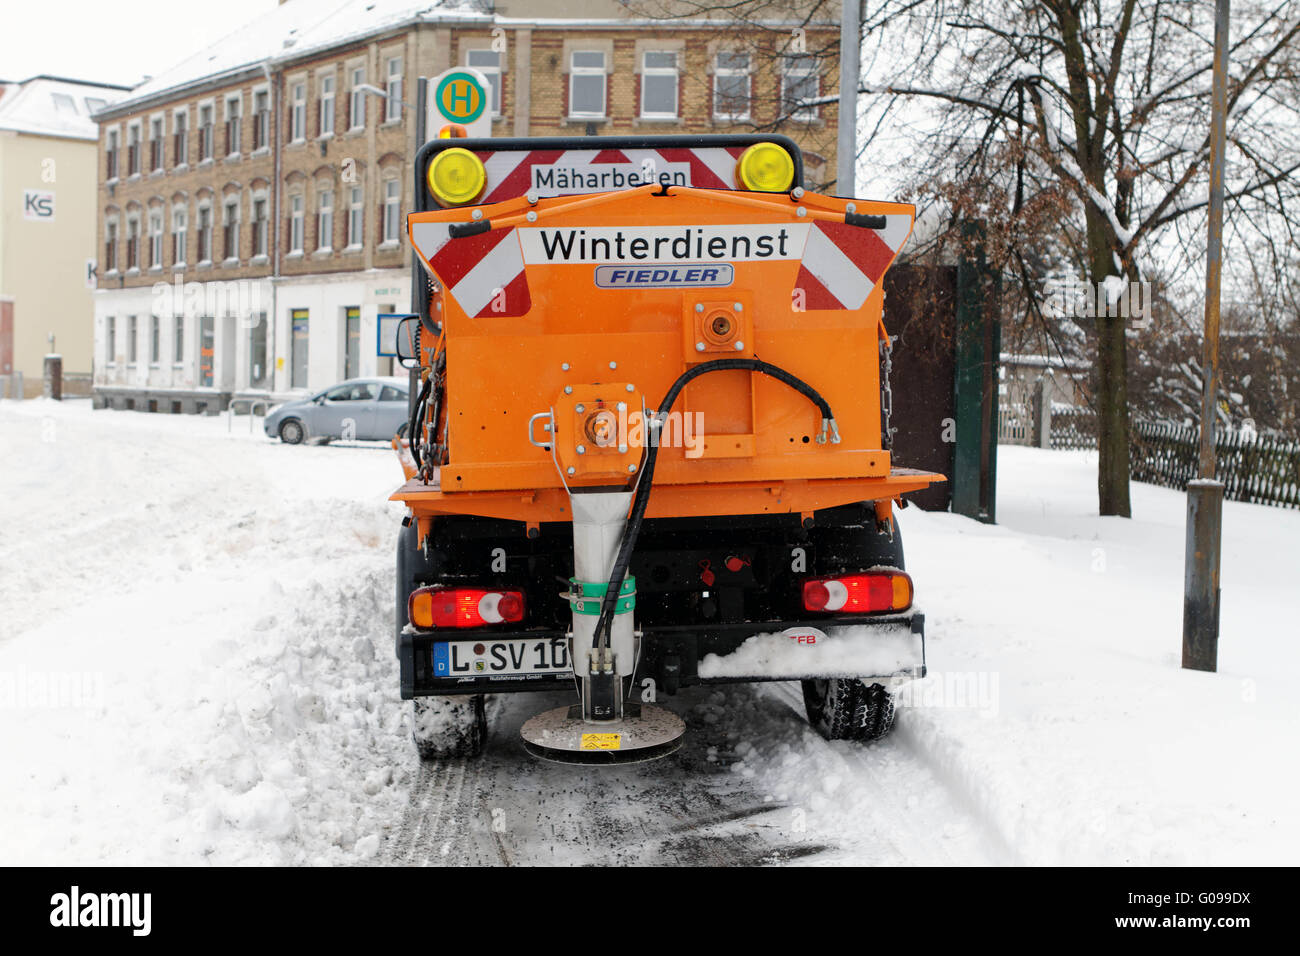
[433, 638, 571, 678]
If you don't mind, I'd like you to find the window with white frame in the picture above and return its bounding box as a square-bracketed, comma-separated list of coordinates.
[196, 203, 213, 263]
[382, 179, 400, 243]
[253, 89, 270, 150]
[319, 74, 335, 137]
[385, 56, 404, 121]
[290, 82, 306, 142]
[172, 205, 187, 266]
[149, 116, 164, 171]
[466, 49, 500, 116]
[713, 51, 751, 121]
[128, 315, 138, 365]
[104, 218, 119, 272]
[148, 209, 163, 269]
[173, 314, 185, 363]
[198, 103, 214, 161]
[781, 54, 820, 121]
[346, 186, 363, 248]
[640, 51, 678, 119]
[150, 315, 160, 365]
[106, 128, 120, 180]
[252, 195, 268, 258]
[317, 189, 333, 251]
[126, 215, 140, 270]
[569, 51, 606, 118]
[224, 94, 242, 155]
[289, 194, 304, 253]
[106, 316, 116, 364]
[222, 197, 240, 260]
[173, 109, 188, 166]
[127, 123, 141, 176]
[349, 67, 366, 129]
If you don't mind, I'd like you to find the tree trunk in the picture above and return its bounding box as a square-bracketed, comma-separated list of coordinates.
[1088, 208, 1132, 517]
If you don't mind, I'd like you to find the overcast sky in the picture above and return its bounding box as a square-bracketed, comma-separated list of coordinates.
[1, 0, 278, 88]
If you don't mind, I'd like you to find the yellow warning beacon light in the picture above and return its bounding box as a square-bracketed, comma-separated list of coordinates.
[735, 142, 796, 192]
[427, 146, 486, 207]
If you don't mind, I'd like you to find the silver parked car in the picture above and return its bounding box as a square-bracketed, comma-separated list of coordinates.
[264, 377, 410, 444]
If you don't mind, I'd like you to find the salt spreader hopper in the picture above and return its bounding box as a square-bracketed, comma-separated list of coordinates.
[393, 134, 944, 763]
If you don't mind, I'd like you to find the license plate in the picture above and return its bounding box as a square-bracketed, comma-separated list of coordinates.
[433, 637, 572, 679]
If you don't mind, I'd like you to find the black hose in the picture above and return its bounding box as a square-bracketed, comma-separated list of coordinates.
[590, 358, 836, 650]
[408, 373, 432, 470]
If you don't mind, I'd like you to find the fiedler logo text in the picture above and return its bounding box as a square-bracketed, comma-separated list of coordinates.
[50, 886, 151, 936]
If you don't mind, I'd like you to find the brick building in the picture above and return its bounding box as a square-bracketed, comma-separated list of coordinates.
[91, 0, 840, 412]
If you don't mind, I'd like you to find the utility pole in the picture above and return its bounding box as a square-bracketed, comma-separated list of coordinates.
[837, 0, 861, 196]
[1183, 0, 1230, 672]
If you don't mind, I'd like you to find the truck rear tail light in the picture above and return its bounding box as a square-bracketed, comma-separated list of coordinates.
[802, 572, 912, 613]
[408, 586, 526, 629]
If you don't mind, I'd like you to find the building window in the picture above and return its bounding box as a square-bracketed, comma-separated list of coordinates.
[106, 316, 116, 365]
[466, 49, 499, 116]
[249, 312, 268, 388]
[346, 186, 363, 248]
[385, 56, 403, 121]
[128, 315, 138, 365]
[199, 104, 214, 161]
[222, 198, 240, 261]
[640, 51, 678, 119]
[319, 75, 335, 137]
[104, 220, 119, 272]
[86, 96, 107, 114]
[569, 51, 606, 119]
[106, 129, 120, 180]
[225, 95, 242, 156]
[382, 179, 400, 243]
[289, 194, 304, 254]
[172, 205, 187, 265]
[349, 67, 366, 130]
[781, 54, 820, 121]
[148, 210, 163, 269]
[174, 314, 185, 364]
[197, 204, 213, 263]
[290, 82, 306, 142]
[251, 196, 268, 258]
[713, 52, 751, 121]
[173, 110, 188, 166]
[317, 190, 333, 251]
[127, 124, 141, 176]
[126, 216, 140, 271]
[150, 315, 160, 364]
[253, 90, 270, 150]
[149, 117, 164, 171]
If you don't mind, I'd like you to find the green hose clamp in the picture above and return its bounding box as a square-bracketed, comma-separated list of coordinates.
[568, 576, 636, 615]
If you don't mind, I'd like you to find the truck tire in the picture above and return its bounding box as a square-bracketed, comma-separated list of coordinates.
[801, 511, 904, 742]
[802, 678, 897, 741]
[412, 695, 487, 759]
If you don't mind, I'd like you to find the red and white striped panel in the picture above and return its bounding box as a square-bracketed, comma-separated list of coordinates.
[410, 220, 530, 318]
[792, 215, 912, 310]
[478, 146, 746, 202]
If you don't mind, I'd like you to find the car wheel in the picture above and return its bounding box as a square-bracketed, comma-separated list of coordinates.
[279, 418, 305, 444]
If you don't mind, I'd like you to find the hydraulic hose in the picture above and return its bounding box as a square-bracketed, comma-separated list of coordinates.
[590, 358, 837, 650]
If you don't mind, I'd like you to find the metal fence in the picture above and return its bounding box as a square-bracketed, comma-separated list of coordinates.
[1130, 421, 1300, 508]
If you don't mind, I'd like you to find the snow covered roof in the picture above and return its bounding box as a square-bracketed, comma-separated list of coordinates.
[102, 0, 490, 117]
[0, 76, 129, 141]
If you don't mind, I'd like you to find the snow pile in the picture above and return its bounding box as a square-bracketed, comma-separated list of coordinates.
[0, 401, 412, 864]
[698, 623, 919, 679]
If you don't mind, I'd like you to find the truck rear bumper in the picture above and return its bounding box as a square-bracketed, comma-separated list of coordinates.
[399, 611, 925, 698]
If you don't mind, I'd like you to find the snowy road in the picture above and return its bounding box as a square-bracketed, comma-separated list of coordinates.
[386, 684, 1009, 866]
[2, 399, 1296, 865]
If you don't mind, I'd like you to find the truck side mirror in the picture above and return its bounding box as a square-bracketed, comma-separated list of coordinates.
[395, 315, 421, 369]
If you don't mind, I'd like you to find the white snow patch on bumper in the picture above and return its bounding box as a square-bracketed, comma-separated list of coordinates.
[697, 621, 922, 679]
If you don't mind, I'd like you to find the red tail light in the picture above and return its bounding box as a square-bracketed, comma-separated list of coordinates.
[802, 571, 912, 613]
[408, 586, 526, 629]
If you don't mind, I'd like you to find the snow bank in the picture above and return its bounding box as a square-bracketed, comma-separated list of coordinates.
[698, 623, 920, 679]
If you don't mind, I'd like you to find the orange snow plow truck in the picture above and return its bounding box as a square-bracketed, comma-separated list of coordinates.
[392, 134, 943, 763]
